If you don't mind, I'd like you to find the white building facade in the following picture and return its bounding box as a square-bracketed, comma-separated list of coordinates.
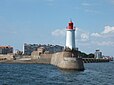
[94, 50, 102, 59]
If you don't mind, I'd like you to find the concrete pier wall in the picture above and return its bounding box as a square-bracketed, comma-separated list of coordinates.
[0, 54, 14, 60]
[51, 52, 84, 70]
[83, 58, 110, 63]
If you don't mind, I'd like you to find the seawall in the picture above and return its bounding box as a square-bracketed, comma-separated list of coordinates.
[51, 51, 84, 70]
[0, 54, 111, 64]
[83, 58, 110, 63]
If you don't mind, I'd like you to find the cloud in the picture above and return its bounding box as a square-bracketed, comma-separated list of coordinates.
[76, 28, 90, 42]
[90, 25, 114, 46]
[102, 26, 114, 34]
[91, 33, 101, 37]
[53, 27, 90, 42]
[76, 25, 114, 47]
[52, 25, 114, 47]
[91, 26, 114, 38]
[92, 41, 114, 46]
[51, 27, 79, 37]
[51, 29, 65, 37]
[80, 33, 89, 41]
[51, 27, 90, 42]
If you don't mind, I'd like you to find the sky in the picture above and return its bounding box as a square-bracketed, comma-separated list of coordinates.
[0, 0, 114, 56]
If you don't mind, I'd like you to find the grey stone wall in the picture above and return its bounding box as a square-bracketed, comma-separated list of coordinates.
[0, 54, 14, 60]
[51, 51, 84, 70]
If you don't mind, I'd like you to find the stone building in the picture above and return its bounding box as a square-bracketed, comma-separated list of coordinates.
[23, 43, 38, 55]
[0, 46, 13, 54]
[23, 43, 64, 55]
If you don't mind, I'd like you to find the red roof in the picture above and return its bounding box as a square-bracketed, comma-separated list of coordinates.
[0, 46, 13, 48]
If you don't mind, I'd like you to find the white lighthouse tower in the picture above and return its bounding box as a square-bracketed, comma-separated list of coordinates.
[51, 20, 84, 70]
[66, 21, 75, 50]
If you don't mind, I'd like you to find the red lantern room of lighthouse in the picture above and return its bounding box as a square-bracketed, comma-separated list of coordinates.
[68, 21, 74, 29]
[66, 21, 76, 50]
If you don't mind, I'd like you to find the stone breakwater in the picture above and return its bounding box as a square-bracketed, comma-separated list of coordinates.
[0, 52, 111, 70]
[1, 57, 110, 64]
[83, 58, 110, 63]
[0, 51, 85, 70]
[51, 51, 84, 70]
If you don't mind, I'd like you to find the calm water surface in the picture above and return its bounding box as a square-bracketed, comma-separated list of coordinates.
[0, 62, 114, 85]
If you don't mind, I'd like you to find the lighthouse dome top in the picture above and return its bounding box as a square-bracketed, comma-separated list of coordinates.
[69, 21, 73, 24]
[68, 20, 74, 30]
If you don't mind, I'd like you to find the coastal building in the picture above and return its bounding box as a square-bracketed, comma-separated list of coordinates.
[94, 50, 102, 59]
[23, 43, 38, 55]
[0, 46, 13, 54]
[37, 47, 45, 55]
[23, 43, 64, 55]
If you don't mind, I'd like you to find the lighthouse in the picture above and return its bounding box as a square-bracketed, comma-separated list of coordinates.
[66, 21, 75, 50]
[51, 20, 84, 70]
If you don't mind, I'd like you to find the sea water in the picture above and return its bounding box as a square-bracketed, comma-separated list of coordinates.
[0, 62, 114, 85]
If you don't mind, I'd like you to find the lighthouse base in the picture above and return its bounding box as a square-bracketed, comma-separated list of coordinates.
[51, 51, 84, 71]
